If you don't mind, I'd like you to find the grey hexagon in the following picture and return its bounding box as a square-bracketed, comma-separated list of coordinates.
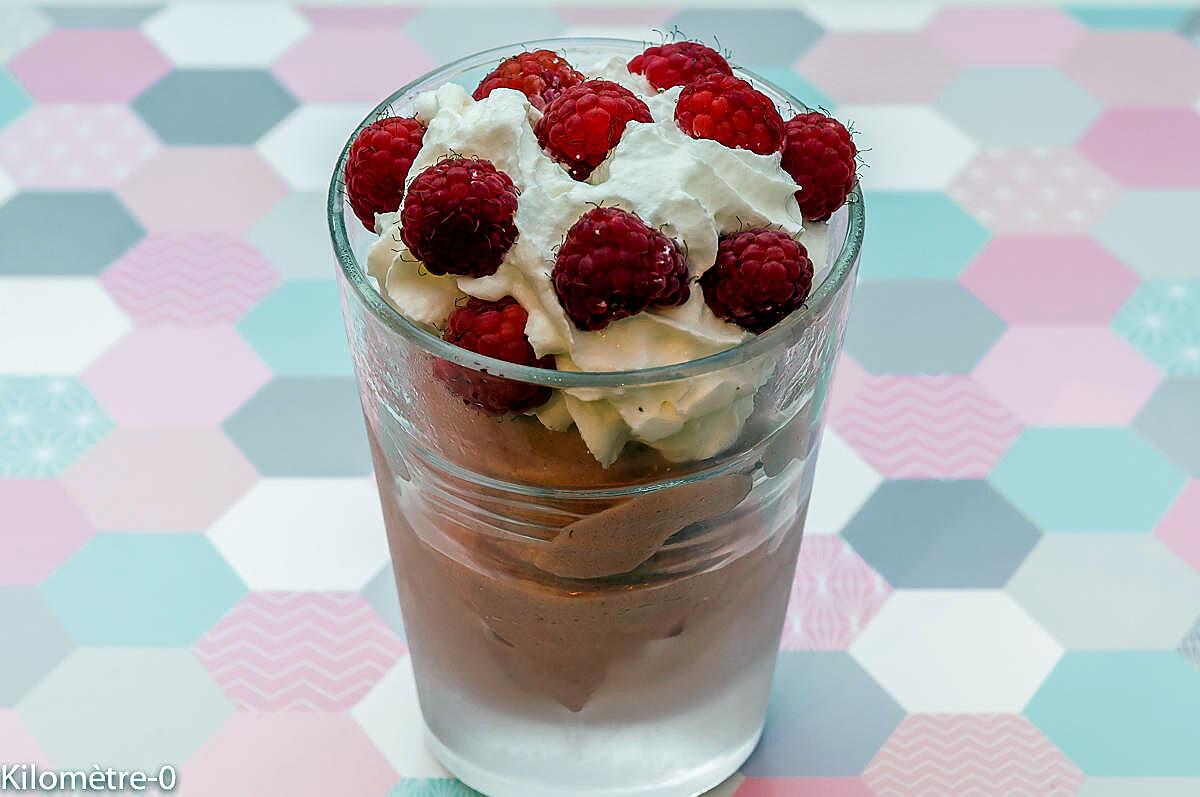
[44, 6, 157, 27]
[247, 191, 336, 278]
[1180, 617, 1200, 669]
[844, 281, 1005, 374]
[1136, 379, 1200, 476]
[843, 480, 1041, 589]
[0, 588, 73, 706]
[743, 651, 904, 776]
[1096, 190, 1200, 279]
[668, 9, 824, 65]
[1010, 535, 1200, 649]
[1182, 10, 1200, 40]
[223, 377, 371, 477]
[405, 7, 567, 63]
[18, 648, 232, 770]
[0, 193, 143, 276]
[362, 563, 406, 640]
[937, 68, 1101, 145]
[133, 70, 298, 146]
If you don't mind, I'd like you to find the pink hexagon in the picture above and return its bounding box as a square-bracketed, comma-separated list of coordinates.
[0, 710, 47, 765]
[736, 779, 875, 797]
[864, 714, 1083, 797]
[100, 234, 280, 326]
[193, 592, 405, 711]
[0, 480, 93, 586]
[973, 327, 1163, 426]
[833, 376, 1023, 478]
[924, 8, 1082, 66]
[83, 327, 269, 426]
[117, 149, 287, 232]
[1157, 481, 1200, 574]
[1064, 32, 1200, 107]
[798, 32, 957, 103]
[949, 147, 1118, 233]
[7, 30, 169, 102]
[1080, 109, 1200, 187]
[0, 105, 160, 188]
[960, 236, 1140, 324]
[274, 28, 434, 102]
[62, 429, 257, 532]
[781, 536, 891, 651]
[181, 713, 396, 797]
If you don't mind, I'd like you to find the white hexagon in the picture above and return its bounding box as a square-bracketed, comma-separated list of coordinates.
[0, 7, 52, 62]
[1009, 535, 1200, 650]
[806, 429, 883, 536]
[257, 104, 370, 191]
[803, 1, 938, 31]
[838, 105, 978, 190]
[0, 279, 130, 373]
[351, 655, 450, 778]
[850, 590, 1062, 712]
[208, 477, 389, 590]
[143, 5, 309, 67]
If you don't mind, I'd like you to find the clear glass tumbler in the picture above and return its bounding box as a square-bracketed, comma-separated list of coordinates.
[329, 38, 864, 797]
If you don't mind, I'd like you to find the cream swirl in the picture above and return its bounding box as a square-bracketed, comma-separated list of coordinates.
[367, 56, 827, 465]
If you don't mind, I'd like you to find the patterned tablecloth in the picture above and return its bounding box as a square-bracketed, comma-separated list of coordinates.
[2, 4, 1199, 796]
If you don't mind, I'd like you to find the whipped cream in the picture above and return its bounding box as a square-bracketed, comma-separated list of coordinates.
[367, 55, 828, 466]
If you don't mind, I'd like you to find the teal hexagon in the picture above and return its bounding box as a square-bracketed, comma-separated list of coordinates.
[237, 279, 352, 376]
[1114, 280, 1200, 376]
[991, 428, 1186, 534]
[861, 191, 988, 280]
[937, 68, 1100, 146]
[1027, 652, 1200, 775]
[0, 377, 113, 477]
[1066, 6, 1192, 30]
[390, 781, 482, 797]
[746, 66, 833, 111]
[41, 534, 245, 646]
[0, 70, 32, 130]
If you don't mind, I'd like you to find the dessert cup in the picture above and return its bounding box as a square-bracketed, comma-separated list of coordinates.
[329, 38, 864, 797]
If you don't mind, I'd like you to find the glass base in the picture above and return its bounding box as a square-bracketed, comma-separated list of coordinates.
[426, 724, 762, 797]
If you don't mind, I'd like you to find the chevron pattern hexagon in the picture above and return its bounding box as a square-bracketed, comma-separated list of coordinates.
[3, 5, 1200, 795]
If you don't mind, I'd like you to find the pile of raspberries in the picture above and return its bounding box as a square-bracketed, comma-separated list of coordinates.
[344, 42, 856, 414]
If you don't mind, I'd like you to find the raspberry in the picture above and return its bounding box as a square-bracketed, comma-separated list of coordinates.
[781, 112, 857, 222]
[534, 80, 653, 181]
[553, 207, 690, 331]
[628, 41, 732, 91]
[674, 74, 785, 155]
[700, 228, 813, 333]
[343, 116, 425, 231]
[472, 49, 584, 110]
[433, 297, 554, 415]
[400, 157, 519, 278]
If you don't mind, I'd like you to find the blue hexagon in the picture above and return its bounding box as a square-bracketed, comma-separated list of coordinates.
[0, 70, 31, 130]
[1114, 280, 1200, 375]
[843, 480, 1040, 588]
[743, 651, 903, 776]
[0, 377, 113, 477]
[238, 280, 352, 376]
[861, 191, 988, 280]
[0, 192, 143, 276]
[937, 68, 1100, 145]
[134, 70, 298, 146]
[668, 9, 824, 65]
[41, 533, 245, 646]
[1027, 652, 1200, 775]
[1067, 6, 1193, 30]
[1135, 379, 1200, 476]
[1096, 191, 1200, 279]
[405, 7, 566, 63]
[991, 428, 1186, 534]
[223, 377, 371, 477]
[844, 281, 1004, 374]
[0, 587, 73, 706]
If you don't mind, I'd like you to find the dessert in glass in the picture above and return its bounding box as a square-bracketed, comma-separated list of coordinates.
[328, 37, 863, 797]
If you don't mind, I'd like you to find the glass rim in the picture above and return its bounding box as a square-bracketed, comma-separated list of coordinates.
[327, 36, 865, 389]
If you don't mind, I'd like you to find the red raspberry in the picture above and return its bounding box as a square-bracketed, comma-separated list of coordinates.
[553, 207, 690, 331]
[433, 297, 554, 415]
[700, 228, 813, 334]
[343, 116, 425, 231]
[674, 74, 784, 155]
[400, 157, 519, 278]
[472, 49, 584, 110]
[628, 41, 732, 91]
[781, 112, 857, 222]
[534, 80, 653, 181]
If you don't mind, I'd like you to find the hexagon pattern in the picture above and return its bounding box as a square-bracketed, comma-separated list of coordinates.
[5, 7, 1200, 794]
